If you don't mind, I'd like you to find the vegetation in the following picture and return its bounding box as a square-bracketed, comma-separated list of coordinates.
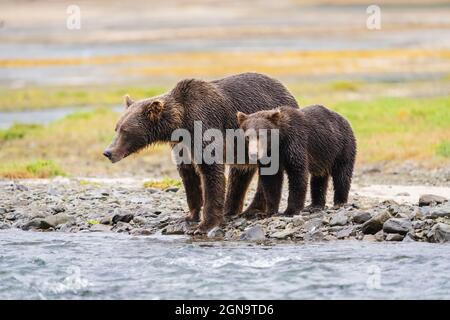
[0, 160, 66, 179]
[0, 85, 448, 178]
[143, 177, 183, 190]
[0, 123, 43, 142]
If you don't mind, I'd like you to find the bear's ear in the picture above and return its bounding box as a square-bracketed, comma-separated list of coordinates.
[267, 109, 281, 124]
[145, 100, 164, 120]
[124, 95, 134, 109]
[236, 112, 248, 125]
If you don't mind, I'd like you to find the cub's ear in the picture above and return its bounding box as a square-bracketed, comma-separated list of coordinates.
[236, 112, 248, 125]
[124, 94, 134, 109]
[145, 100, 164, 120]
[268, 109, 281, 124]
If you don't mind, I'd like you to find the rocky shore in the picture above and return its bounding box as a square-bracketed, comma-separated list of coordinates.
[1, 178, 449, 243]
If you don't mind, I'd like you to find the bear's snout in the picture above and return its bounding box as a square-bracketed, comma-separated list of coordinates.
[103, 150, 113, 161]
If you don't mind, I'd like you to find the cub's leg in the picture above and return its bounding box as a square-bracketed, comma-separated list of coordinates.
[224, 167, 256, 216]
[259, 169, 284, 216]
[241, 177, 267, 216]
[283, 164, 308, 216]
[196, 163, 225, 233]
[177, 163, 203, 222]
[304, 175, 329, 212]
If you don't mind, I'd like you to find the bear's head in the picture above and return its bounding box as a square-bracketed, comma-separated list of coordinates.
[236, 109, 281, 161]
[103, 94, 181, 163]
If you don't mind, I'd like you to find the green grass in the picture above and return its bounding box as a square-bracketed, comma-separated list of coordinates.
[0, 123, 43, 142]
[436, 140, 450, 158]
[330, 96, 450, 162]
[0, 86, 166, 111]
[0, 94, 448, 178]
[143, 177, 182, 190]
[0, 159, 66, 179]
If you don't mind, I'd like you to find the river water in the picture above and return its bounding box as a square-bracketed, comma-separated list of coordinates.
[1, 229, 449, 299]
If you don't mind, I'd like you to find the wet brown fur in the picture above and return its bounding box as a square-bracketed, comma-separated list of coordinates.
[105, 72, 298, 232]
[238, 105, 357, 216]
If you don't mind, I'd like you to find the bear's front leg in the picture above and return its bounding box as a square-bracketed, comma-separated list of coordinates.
[177, 163, 203, 222]
[260, 169, 284, 216]
[283, 165, 308, 216]
[196, 163, 225, 233]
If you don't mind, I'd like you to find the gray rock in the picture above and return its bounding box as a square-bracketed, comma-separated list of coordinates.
[428, 204, 450, 218]
[304, 218, 322, 233]
[132, 216, 147, 225]
[374, 230, 384, 241]
[363, 234, 377, 242]
[361, 210, 392, 234]
[430, 223, 450, 243]
[44, 213, 72, 228]
[419, 194, 447, 207]
[412, 220, 425, 229]
[112, 214, 134, 224]
[233, 217, 247, 228]
[240, 225, 266, 241]
[329, 211, 348, 226]
[386, 233, 405, 241]
[162, 222, 187, 235]
[292, 215, 305, 227]
[402, 234, 416, 242]
[165, 187, 179, 193]
[130, 228, 153, 236]
[304, 230, 324, 242]
[0, 222, 10, 230]
[383, 218, 412, 235]
[352, 211, 372, 224]
[336, 226, 355, 239]
[15, 183, 28, 192]
[269, 228, 297, 239]
[22, 218, 53, 230]
[207, 227, 225, 238]
[100, 217, 112, 225]
[90, 224, 112, 232]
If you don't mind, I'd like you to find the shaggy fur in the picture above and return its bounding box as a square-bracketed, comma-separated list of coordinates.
[237, 105, 357, 216]
[104, 72, 298, 232]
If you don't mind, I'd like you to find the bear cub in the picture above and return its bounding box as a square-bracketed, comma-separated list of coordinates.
[237, 105, 356, 216]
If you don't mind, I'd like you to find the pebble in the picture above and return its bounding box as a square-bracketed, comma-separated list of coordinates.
[240, 225, 266, 241]
[352, 211, 372, 224]
[329, 211, 348, 226]
[361, 210, 392, 234]
[383, 218, 412, 235]
[386, 233, 405, 241]
[419, 194, 447, 207]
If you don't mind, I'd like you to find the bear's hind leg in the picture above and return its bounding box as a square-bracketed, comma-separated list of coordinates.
[224, 167, 256, 216]
[331, 159, 354, 208]
[177, 164, 203, 222]
[304, 175, 329, 212]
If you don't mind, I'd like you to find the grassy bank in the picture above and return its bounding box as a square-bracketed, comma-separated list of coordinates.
[0, 95, 448, 178]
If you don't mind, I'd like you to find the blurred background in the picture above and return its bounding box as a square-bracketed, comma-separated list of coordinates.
[0, 0, 449, 179]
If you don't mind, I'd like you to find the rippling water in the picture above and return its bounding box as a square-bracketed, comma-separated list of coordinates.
[1, 230, 449, 299]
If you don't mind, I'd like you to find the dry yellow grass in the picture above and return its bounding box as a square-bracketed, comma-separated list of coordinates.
[1, 49, 449, 79]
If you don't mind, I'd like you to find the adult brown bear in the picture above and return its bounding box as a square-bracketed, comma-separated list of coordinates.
[103, 73, 298, 232]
